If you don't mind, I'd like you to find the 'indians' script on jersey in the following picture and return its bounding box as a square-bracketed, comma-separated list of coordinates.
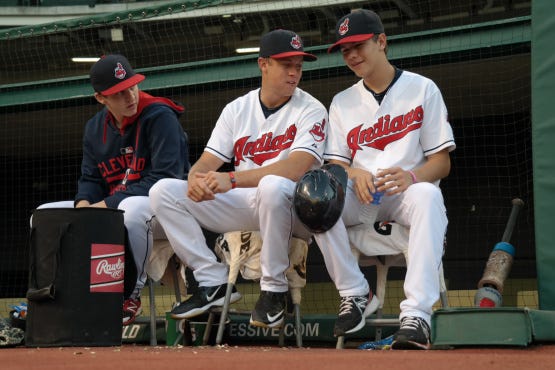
[347, 105, 423, 159]
[234, 124, 296, 166]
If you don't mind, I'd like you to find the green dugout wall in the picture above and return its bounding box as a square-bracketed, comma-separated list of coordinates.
[532, 0, 555, 310]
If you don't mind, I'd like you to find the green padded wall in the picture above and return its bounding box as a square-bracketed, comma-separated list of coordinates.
[532, 0, 555, 310]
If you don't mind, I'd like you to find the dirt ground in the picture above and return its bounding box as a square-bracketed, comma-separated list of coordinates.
[3, 343, 555, 370]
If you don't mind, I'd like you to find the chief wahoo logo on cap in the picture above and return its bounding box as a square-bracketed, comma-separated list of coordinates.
[338, 18, 350, 35]
[114, 62, 127, 80]
[290, 34, 302, 50]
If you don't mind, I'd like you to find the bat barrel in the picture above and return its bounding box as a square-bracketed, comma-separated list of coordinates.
[477, 242, 515, 292]
[475, 198, 523, 307]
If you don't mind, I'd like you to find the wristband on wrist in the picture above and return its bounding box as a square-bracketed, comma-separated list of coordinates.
[408, 170, 418, 184]
[229, 171, 237, 189]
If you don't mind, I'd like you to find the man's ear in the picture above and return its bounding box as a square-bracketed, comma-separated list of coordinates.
[258, 57, 269, 72]
[94, 92, 105, 104]
[378, 33, 387, 51]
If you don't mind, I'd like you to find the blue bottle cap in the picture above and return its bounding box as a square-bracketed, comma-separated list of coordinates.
[371, 191, 384, 205]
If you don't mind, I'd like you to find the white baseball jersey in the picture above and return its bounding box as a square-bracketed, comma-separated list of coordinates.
[150, 87, 328, 293]
[206, 87, 327, 170]
[313, 70, 455, 324]
[325, 71, 455, 178]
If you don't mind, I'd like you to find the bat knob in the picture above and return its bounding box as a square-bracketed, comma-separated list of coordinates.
[474, 286, 502, 307]
[512, 198, 525, 207]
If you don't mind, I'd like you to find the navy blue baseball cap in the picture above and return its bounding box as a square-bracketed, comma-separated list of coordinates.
[327, 9, 385, 53]
[259, 29, 317, 62]
[90, 54, 145, 95]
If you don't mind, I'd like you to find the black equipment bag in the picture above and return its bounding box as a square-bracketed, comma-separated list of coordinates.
[25, 208, 125, 347]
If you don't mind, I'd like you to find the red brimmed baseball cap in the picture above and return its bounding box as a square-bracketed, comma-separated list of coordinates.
[259, 29, 317, 62]
[90, 54, 145, 95]
[327, 9, 385, 53]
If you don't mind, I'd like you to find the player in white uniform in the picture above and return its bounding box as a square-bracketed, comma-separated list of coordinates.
[318, 9, 456, 349]
[150, 29, 328, 329]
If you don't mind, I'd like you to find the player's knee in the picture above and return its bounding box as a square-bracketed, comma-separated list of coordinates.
[409, 182, 443, 205]
[149, 178, 178, 212]
[118, 198, 148, 228]
[257, 175, 292, 209]
[408, 183, 447, 223]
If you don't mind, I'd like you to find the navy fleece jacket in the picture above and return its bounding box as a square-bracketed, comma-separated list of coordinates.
[75, 91, 190, 208]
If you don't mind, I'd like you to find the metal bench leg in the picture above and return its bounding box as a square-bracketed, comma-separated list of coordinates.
[148, 278, 157, 346]
[439, 262, 449, 308]
[278, 323, 286, 347]
[288, 287, 303, 348]
[202, 311, 216, 345]
[215, 282, 236, 345]
[294, 303, 302, 348]
[336, 335, 345, 349]
[170, 256, 190, 346]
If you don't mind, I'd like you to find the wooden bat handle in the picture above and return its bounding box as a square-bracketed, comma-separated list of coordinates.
[501, 198, 524, 243]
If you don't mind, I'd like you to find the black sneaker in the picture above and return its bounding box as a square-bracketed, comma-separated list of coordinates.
[170, 283, 241, 319]
[333, 292, 379, 336]
[391, 316, 431, 350]
[249, 291, 287, 328]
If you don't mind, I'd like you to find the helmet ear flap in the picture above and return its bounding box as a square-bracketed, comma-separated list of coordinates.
[321, 163, 348, 190]
[293, 165, 348, 233]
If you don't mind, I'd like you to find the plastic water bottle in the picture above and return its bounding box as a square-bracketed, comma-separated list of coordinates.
[359, 190, 384, 224]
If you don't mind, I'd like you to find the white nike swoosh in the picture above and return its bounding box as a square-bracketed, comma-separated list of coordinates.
[206, 286, 222, 301]
[266, 309, 284, 323]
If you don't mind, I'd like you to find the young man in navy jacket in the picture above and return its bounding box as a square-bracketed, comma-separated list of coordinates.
[35, 54, 190, 325]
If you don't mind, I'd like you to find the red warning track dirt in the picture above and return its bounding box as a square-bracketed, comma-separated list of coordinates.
[3, 343, 555, 370]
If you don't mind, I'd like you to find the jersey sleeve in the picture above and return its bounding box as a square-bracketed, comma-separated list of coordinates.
[290, 98, 328, 164]
[205, 102, 235, 163]
[421, 84, 456, 156]
[323, 96, 352, 164]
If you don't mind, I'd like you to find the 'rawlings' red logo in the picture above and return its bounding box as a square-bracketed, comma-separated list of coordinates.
[234, 125, 296, 166]
[347, 105, 424, 158]
[96, 258, 125, 279]
[309, 118, 326, 143]
[338, 18, 350, 36]
[90, 243, 125, 293]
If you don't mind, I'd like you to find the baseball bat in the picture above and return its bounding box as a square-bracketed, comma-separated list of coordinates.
[475, 198, 524, 307]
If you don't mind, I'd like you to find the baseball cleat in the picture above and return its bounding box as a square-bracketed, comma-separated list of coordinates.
[333, 292, 380, 336]
[249, 291, 287, 328]
[391, 316, 431, 350]
[170, 283, 241, 319]
[122, 297, 142, 326]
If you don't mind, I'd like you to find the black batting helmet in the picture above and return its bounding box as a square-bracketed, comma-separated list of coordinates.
[293, 163, 348, 233]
